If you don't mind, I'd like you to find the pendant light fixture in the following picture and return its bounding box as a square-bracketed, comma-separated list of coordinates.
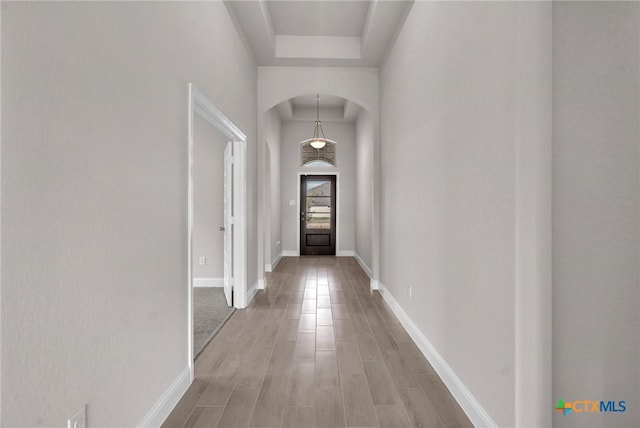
[309, 94, 328, 150]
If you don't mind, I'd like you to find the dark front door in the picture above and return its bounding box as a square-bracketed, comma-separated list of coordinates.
[300, 175, 336, 256]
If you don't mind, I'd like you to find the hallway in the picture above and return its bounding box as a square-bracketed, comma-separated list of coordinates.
[3, 2, 640, 426]
[162, 257, 472, 427]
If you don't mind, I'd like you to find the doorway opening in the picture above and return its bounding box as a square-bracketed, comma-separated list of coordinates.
[300, 174, 337, 255]
[188, 83, 247, 379]
[190, 130, 235, 357]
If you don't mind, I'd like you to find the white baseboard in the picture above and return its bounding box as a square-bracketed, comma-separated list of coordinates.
[336, 250, 355, 257]
[272, 253, 282, 270]
[353, 252, 373, 278]
[137, 366, 191, 428]
[370, 279, 380, 290]
[248, 280, 260, 302]
[193, 277, 224, 287]
[265, 253, 282, 273]
[282, 250, 298, 257]
[377, 282, 497, 428]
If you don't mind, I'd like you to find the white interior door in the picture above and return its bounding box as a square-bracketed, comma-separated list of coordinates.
[223, 141, 233, 307]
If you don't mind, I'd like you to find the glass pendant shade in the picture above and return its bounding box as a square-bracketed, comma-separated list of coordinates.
[309, 94, 328, 150]
[310, 139, 326, 149]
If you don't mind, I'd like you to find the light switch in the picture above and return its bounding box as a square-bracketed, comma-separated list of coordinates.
[289, 200, 295, 206]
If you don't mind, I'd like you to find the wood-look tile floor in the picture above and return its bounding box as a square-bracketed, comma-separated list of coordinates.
[162, 257, 473, 428]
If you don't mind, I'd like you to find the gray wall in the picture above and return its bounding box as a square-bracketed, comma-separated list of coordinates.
[380, 2, 552, 425]
[1, 2, 256, 426]
[355, 109, 374, 271]
[192, 114, 225, 279]
[553, 3, 639, 427]
[264, 108, 282, 267]
[0, 2, 3, 422]
[281, 121, 356, 254]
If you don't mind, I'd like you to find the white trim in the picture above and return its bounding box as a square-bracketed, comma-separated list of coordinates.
[282, 250, 298, 257]
[377, 282, 498, 428]
[137, 366, 190, 428]
[354, 252, 373, 278]
[272, 252, 282, 270]
[265, 252, 282, 273]
[336, 250, 355, 257]
[188, 83, 248, 382]
[248, 280, 260, 301]
[233, 138, 248, 308]
[257, 278, 265, 290]
[193, 278, 224, 287]
[354, 252, 377, 291]
[192, 87, 246, 141]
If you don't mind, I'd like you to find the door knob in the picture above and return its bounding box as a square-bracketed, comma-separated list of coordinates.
[219, 226, 225, 231]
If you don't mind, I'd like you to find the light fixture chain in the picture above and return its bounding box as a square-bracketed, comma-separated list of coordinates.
[309, 93, 328, 150]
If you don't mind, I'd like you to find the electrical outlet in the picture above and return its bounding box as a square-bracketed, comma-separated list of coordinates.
[199, 256, 206, 266]
[67, 405, 87, 428]
[408, 286, 412, 300]
[276, 240, 281, 246]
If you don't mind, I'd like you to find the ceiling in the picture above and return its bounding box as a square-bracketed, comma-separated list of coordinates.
[268, 1, 369, 37]
[225, 0, 414, 68]
[275, 94, 361, 122]
[224, 0, 413, 122]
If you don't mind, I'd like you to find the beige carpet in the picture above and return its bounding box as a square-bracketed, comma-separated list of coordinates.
[193, 287, 234, 357]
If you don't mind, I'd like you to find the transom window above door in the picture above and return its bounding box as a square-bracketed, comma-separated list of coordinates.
[301, 140, 336, 167]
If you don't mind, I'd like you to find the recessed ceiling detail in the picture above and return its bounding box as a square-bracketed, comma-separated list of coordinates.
[224, 0, 414, 67]
[272, 94, 361, 123]
[268, 1, 369, 37]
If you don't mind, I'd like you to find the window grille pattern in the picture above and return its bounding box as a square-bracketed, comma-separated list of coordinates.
[301, 141, 336, 167]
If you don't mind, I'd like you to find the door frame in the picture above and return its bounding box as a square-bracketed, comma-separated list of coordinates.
[187, 83, 247, 379]
[223, 142, 233, 307]
[296, 172, 340, 256]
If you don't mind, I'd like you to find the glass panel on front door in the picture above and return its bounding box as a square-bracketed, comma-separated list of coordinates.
[305, 180, 331, 229]
[300, 176, 336, 256]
